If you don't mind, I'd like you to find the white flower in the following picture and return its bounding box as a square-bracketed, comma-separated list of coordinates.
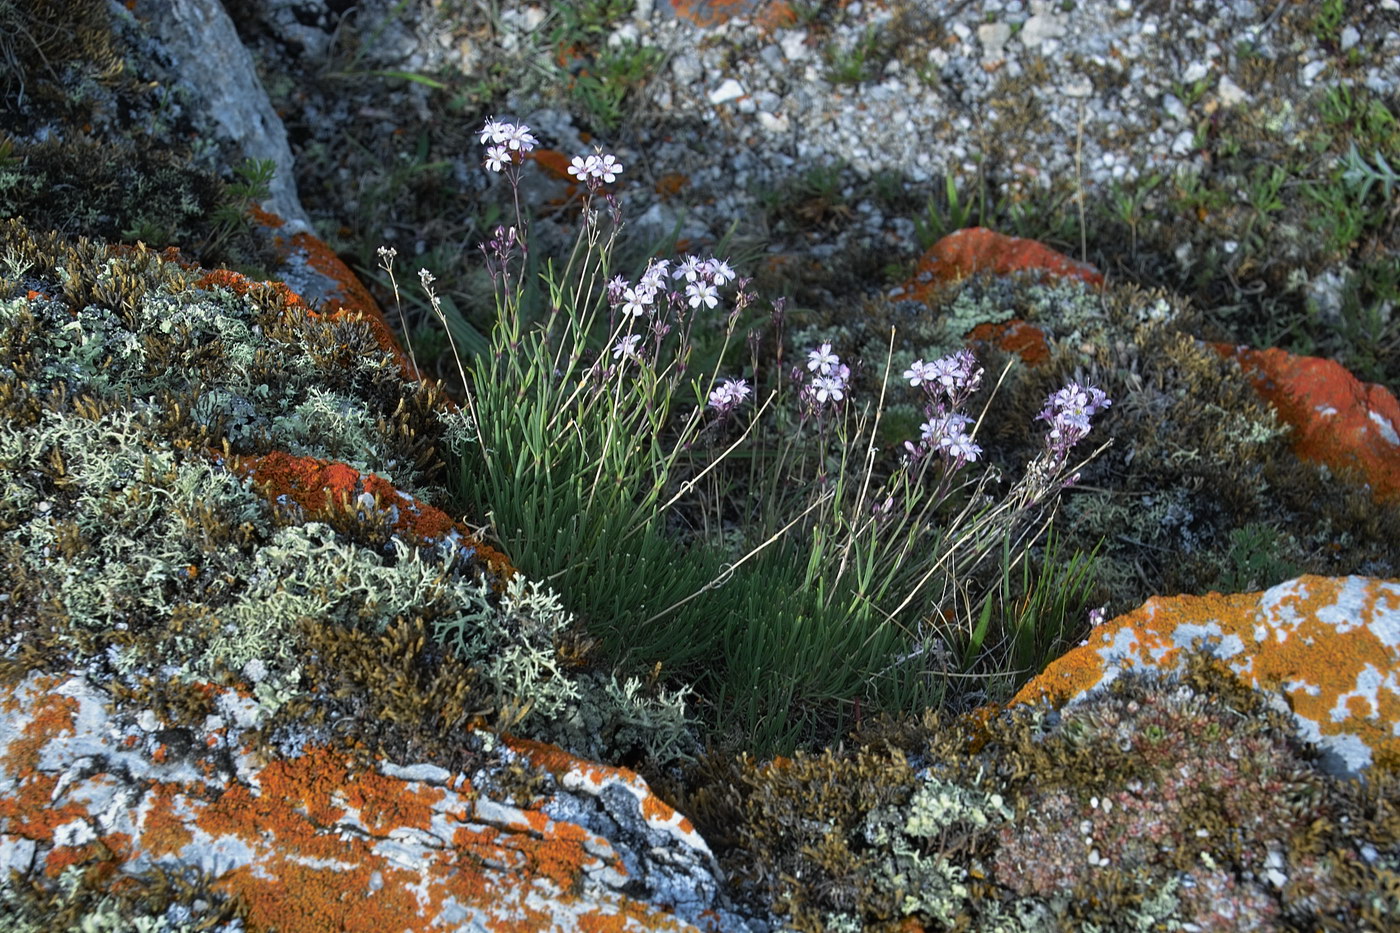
[708, 377, 751, 411]
[920, 412, 972, 444]
[904, 359, 936, 387]
[612, 334, 643, 359]
[479, 117, 509, 145]
[568, 154, 599, 179]
[639, 259, 670, 292]
[704, 258, 736, 285]
[621, 286, 654, 317]
[685, 280, 719, 309]
[505, 123, 538, 152]
[811, 375, 845, 404]
[484, 145, 510, 173]
[674, 255, 705, 282]
[591, 153, 623, 182]
[807, 342, 839, 374]
[944, 433, 982, 462]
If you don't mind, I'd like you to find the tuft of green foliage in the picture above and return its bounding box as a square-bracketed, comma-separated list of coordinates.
[431, 146, 1110, 759]
[823, 25, 883, 86]
[545, 0, 663, 134]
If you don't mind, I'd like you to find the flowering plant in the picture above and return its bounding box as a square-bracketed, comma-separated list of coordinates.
[389, 117, 1113, 754]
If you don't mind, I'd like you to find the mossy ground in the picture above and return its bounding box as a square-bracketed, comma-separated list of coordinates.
[665, 654, 1400, 931]
[4, 0, 1400, 927]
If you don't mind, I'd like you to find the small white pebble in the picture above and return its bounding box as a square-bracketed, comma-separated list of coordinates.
[709, 78, 745, 105]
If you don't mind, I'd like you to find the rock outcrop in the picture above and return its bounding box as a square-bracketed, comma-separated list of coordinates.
[1012, 574, 1400, 780]
[0, 218, 760, 931]
[0, 670, 745, 932]
[4, 2, 1399, 929]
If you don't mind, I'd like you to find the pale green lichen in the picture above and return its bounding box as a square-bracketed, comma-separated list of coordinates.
[941, 282, 1017, 336]
[531, 670, 699, 765]
[2, 234, 704, 770]
[0, 866, 227, 933]
[859, 774, 1015, 927]
[5, 277, 442, 500]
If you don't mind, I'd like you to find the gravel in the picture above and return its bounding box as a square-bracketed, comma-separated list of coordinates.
[233, 0, 1400, 311]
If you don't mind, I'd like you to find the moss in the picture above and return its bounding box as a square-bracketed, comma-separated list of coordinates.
[676, 653, 1400, 931]
[0, 141, 225, 254]
[0, 864, 245, 933]
[0, 0, 282, 273]
[678, 744, 921, 929]
[1, 218, 703, 776]
[972, 276, 1399, 614]
[0, 0, 124, 122]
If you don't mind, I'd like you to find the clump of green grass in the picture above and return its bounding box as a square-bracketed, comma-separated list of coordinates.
[395, 121, 1112, 758]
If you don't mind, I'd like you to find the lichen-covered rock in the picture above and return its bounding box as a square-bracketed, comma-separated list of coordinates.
[1012, 575, 1400, 780]
[0, 216, 748, 928]
[678, 650, 1400, 932]
[890, 227, 1105, 307]
[1212, 343, 1400, 504]
[127, 0, 312, 231]
[0, 671, 760, 932]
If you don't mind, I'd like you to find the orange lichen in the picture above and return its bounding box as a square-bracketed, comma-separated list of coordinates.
[0, 675, 703, 930]
[190, 744, 674, 932]
[194, 268, 307, 311]
[1, 678, 77, 774]
[530, 148, 583, 186]
[668, 0, 798, 32]
[892, 227, 1105, 305]
[503, 736, 698, 839]
[217, 448, 515, 582]
[44, 832, 134, 880]
[753, 1, 799, 31]
[967, 319, 1051, 367]
[1012, 576, 1400, 773]
[654, 172, 689, 199]
[340, 774, 444, 836]
[1211, 343, 1400, 503]
[242, 207, 443, 394]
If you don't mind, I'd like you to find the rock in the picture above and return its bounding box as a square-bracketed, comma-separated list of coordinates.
[966, 318, 1051, 366]
[1212, 343, 1400, 504]
[891, 227, 1105, 306]
[0, 671, 747, 932]
[891, 230, 1399, 507]
[130, 0, 312, 233]
[885, 228, 1099, 362]
[978, 22, 1013, 59]
[664, 0, 798, 31]
[0, 215, 754, 928]
[1217, 74, 1249, 106]
[1011, 575, 1400, 780]
[1019, 3, 1068, 50]
[709, 78, 747, 106]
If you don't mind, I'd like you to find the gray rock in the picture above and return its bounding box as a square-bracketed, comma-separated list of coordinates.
[133, 0, 311, 232]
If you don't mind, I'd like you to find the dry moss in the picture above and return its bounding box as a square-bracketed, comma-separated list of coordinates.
[675, 654, 1400, 931]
